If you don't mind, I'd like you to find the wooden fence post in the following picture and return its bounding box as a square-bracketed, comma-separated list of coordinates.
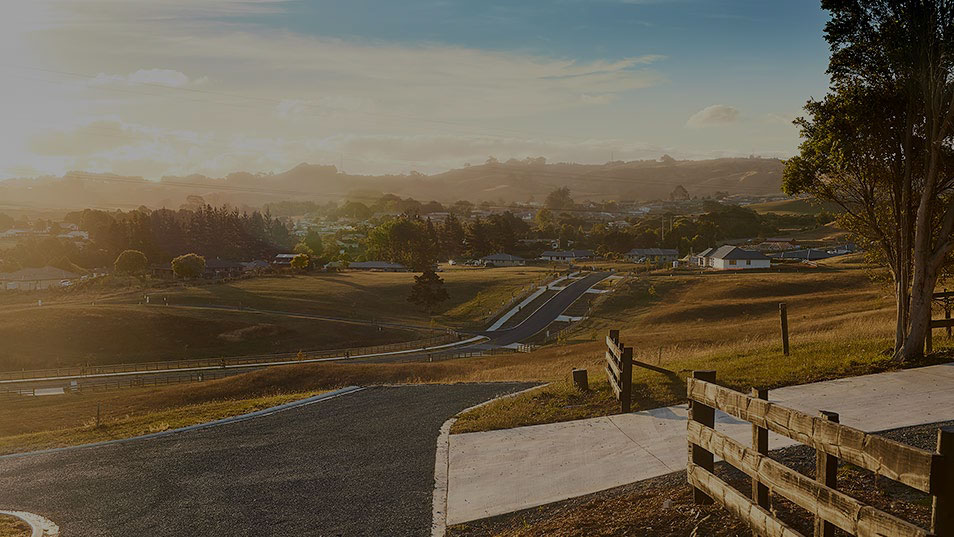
[814, 411, 839, 537]
[932, 426, 954, 536]
[609, 329, 620, 345]
[620, 347, 633, 413]
[572, 369, 589, 392]
[947, 292, 952, 338]
[690, 370, 716, 505]
[928, 323, 934, 355]
[751, 388, 770, 516]
[779, 303, 790, 356]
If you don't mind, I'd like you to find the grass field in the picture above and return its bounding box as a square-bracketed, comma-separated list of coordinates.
[0, 266, 552, 369]
[4, 260, 950, 453]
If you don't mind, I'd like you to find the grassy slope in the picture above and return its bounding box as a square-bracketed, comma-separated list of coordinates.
[7, 261, 948, 452]
[0, 266, 551, 369]
[452, 263, 954, 433]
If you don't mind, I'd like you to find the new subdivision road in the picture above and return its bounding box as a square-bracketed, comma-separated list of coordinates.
[0, 272, 610, 389]
[0, 383, 534, 537]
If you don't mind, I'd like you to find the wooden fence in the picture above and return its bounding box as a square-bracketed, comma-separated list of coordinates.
[605, 330, 633, 412]
[686, 370, 954, 537]
[928, 290, 954, 354]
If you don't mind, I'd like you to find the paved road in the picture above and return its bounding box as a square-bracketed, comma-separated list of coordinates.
[0, 383, 532, 537]
[480, 272, 608, 347]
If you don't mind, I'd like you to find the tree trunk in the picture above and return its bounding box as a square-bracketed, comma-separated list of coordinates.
[902, 260, 939, 360]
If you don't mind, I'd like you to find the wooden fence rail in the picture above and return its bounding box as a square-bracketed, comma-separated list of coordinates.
[927, 289, 954, 353]
[605, 330, 633, 412]
[686, 371, 954, 537]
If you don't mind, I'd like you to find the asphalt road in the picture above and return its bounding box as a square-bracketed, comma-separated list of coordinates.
[0, 383, 533, 537]
[481, 271, 609, 347]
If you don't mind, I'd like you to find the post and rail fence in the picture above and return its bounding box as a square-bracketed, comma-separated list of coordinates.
[927, 289, 954, 354]
[686, 370, 954, 537]
[604, 329, 680, 413]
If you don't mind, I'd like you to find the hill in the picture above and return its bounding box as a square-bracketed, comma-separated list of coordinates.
[0, 157, 784, 210]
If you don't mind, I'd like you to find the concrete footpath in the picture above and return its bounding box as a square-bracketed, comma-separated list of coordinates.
[447, 362, 954, 525]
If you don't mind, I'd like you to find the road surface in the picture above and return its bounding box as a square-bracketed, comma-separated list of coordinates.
[0, 383, 533, 537]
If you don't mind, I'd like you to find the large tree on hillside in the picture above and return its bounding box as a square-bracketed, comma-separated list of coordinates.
[784, 0, 954, 359]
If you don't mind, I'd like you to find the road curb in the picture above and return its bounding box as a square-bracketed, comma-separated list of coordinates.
[0, 386, 365, 461]
[430, 383, 549, 537]
[0, 510, 59, 537]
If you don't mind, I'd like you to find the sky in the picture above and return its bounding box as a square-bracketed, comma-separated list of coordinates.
[0, 0, 832, 180]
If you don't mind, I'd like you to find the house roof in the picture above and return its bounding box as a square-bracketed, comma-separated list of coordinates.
[626, 248, 679, 256]
[480, 253, 524, 262]
[694, 247, 714, 258]
[707, 245, 770, 261]
[0, 266, 82, 281]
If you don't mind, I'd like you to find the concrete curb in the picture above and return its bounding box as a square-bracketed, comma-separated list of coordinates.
[0, 510, 59, 537]
[430, 383, 549, 537]
[0, 386, 365, 461]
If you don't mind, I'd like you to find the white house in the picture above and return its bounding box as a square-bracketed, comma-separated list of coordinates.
[540, 250, 593, 262]
[696, 245, 771, 270]
[478, 253, 526, 267]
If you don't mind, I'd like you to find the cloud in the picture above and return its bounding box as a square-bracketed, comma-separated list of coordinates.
[90, 69, 203, 88]
[686, 104, 740, 128]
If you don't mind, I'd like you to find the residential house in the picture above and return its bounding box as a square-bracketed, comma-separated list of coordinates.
[272, 253, 298, 267]
[478, 253, 526, 267]
[540, 250, 593, 262]
[626, 248, 679, 264]
[0, 266, 82, 291]
[697, 245, 771, 270]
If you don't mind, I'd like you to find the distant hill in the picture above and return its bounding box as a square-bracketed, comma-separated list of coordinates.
[747, 198, 843, 215]
[0, 157, 784, 210]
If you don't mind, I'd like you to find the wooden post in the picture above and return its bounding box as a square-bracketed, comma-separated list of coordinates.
[620, 347, 633, 413]
[779, 303, 790, 356]
[928, 323, 934, 355]
[572, 368, 589, 392]
[96, 402, 102, 428]
[690, 370, 716, 505]
[751, 388, 770, 516]
[946, 292, 952, 338]
[814, 411, 839, 537]
[932, 426, 954, 536]
[609, 329, 620, 345]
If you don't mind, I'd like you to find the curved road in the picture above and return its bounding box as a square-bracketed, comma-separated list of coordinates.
[0, 383, 534, 537]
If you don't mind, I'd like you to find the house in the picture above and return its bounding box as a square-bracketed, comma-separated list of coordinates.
[241, 260, 271, 272]
[626, 248, 679, 264]
[272, 253, 297, 266]
[697, 245, 771, 270]
[478, 253, 526, 267]
[348, 261, 408, 272]
[540, 250, 593, 262]
[0, 266, 82, 291]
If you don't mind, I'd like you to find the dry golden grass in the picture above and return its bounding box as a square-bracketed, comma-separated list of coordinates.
[0, 516, 30, 537]
[5, 262, 948, 449]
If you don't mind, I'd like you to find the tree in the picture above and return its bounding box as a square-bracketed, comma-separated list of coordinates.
[670, 185, 690, 201]
[171, 253, 206, 279]
[114, 249, 148, 275]
[302, 230, 323, 254]
[783, 0, 954, 359]
[407, 270, 449, 313]
[290, 253, 310, 271]
[544, 187, 574, 211]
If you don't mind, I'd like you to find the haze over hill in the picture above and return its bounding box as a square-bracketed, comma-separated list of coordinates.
[0, 157, 783, 210]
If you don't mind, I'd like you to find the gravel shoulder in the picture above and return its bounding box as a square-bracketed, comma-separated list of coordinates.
[449, 419, 950, 537]
[0, 383, 534, 537]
